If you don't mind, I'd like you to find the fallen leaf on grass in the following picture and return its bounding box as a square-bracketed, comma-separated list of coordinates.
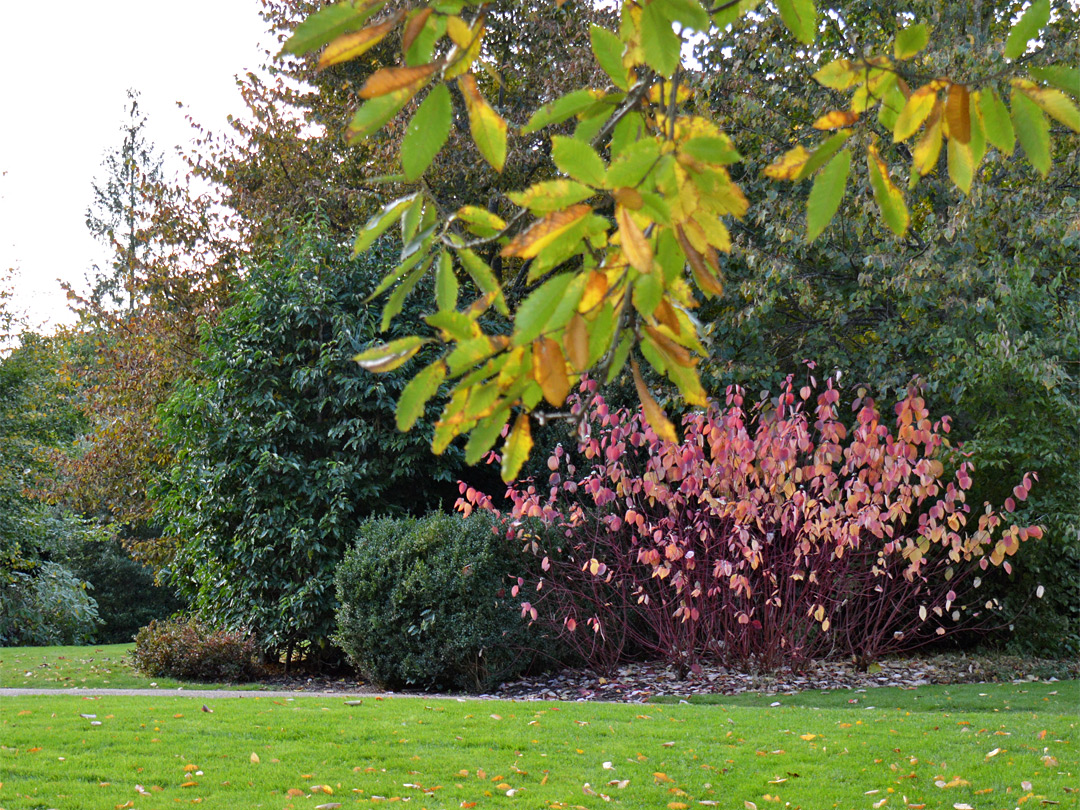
[286, 788, 305, 797]
[315, 804, 342, 809]
[986, 748, 1001, 758]
[181, 781, 198, 788]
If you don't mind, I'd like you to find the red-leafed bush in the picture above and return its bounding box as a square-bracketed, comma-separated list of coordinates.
[458, 377, 1042, 673]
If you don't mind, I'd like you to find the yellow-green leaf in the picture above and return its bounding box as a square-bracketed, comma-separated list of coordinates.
[893, 84, 939, 142]
[947, 137, 975, 194]
[797, 130, 852, 179]
[456, 249, 508, 316]
[1004, 0, 1050, 61]
[401, 84, 452, 181]
[454, 206, 507, 238]
[552, 137, 607, 187]
[894, 22, 929, 60]
[522, 89, 604, 135]
[465, 407, 511, 465]
[435, 251, 458, 311]
[1019, 81, 1080, 132]
[1029, 65, 1080, 100]
[354, 193, 421, 256]
[812, 58, 856, 90]
[346, 88, 415, 144]
[501, 413, 533, 482]
[911, 101, 943, 178]
[397, 360, 446, 431]
[512, 273, 578, 346]
[975, 88, 1014, 155]
[590, 24, 629, 90]
[632, 358, 678, 443]
[318, 11, 404, 69]
[501, 205, 592, 259]
[459, 73, 508, 172]
[1011, 89, 1051, 176]
[507, 180, 596, 214]
[282, 0, 384, 56]
[866, 146, 909, 237]
[805, 147, 851, 242]
[354, 336, 429, 373]
[679, 136, 742, 166]
[776, 0, 817, 45]
[641, 0, 682, 76]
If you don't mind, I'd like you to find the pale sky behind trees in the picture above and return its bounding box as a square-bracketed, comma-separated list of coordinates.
[0, 0, 274, 333]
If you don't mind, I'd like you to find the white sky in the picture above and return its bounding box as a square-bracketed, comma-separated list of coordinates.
[0, 0, 277, 333]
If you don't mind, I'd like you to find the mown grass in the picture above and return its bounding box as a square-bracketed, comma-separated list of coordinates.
[651, 679, 1080, 713]
[0, 644, 263, 691]
[2, 683, 1076, 810]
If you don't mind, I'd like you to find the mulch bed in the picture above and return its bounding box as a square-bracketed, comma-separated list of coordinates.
[257, 653, 1078, 702]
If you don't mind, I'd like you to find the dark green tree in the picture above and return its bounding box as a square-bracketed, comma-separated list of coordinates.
[159, 210, 473, 666]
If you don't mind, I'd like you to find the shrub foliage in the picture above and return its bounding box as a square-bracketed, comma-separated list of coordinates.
[335, 512, 546, 692]
[132, 616, 259, 682]
[460, 377, 1043, 673]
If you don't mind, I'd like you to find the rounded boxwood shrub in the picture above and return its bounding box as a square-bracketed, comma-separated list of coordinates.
[335, 511, 546, 692]
[132, 616, 259, 682]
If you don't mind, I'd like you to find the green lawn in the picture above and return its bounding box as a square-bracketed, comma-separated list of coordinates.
[2, 682, 1076, 809]
[0, 643, 263, 690]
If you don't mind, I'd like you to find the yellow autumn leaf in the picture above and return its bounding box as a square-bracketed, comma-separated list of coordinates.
[564, 313, 590, 371]
[813, 110, 860, 130]
[250, 752, 260, 764]
[501, 204, 592, 259]
[632, 358, 677, 443]
[579, 270, 609, 313]
[318, 11, 405, 70]
[911, 101, 944, 177]
[501, 413, 533, 482]
[894, 83, 941, 142]
[459, 73, 507, 172]
[763, 145, 811, 180]
[616, 205, 653, 273]
[359, 63, 437, 99]
[533, 338, 571, 407]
